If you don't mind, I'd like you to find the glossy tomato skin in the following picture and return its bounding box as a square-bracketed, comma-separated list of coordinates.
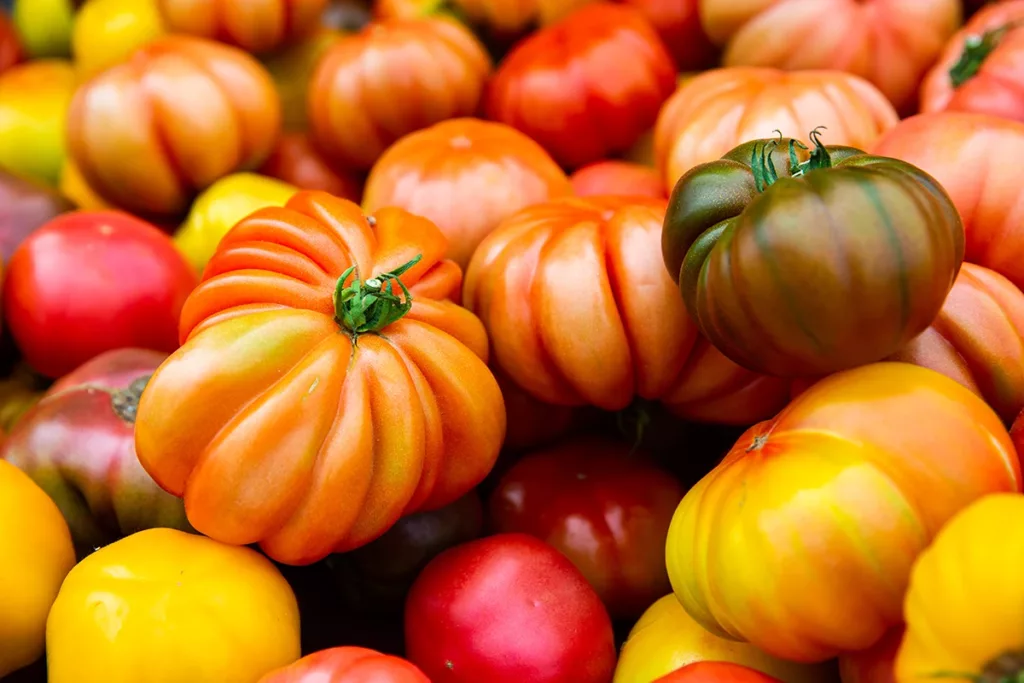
[0, 168, 73, 264]
[570, 160, 667, 199]
[157, 0, 328, 53]
[3, 211, 197, 378]
[1, 348, 190, 559]
[655, 662, 784, 683]
[259, 132, 363, 202]
[663, 137, 965, 378]
[405, 533, 616, 683]
[667, 363, 1021, 662]
[489, 437, 682, 619]
[485, 4, 677, 169]
[258, 647, 430, 683]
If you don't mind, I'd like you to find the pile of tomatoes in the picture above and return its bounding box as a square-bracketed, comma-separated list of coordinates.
[2, 0, 1024, 681]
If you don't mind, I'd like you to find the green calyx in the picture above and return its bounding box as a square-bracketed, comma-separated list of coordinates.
[333, 254, 422, 335]
[949, 22, 1021, 88]
[750, 127, 834, 192]
[111, 375, 151, 424]
[929, 648, 1024, 683]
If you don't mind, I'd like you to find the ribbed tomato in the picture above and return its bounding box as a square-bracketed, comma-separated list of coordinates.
[258, 647, 430, 683]
[134, 191, 505, 565]
[259, 133, 363, 202]
[157, 0, 328, 53]
[570, 161, 667, 199]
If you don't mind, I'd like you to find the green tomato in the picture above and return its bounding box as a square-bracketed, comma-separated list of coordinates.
[12, 0, 77, 59]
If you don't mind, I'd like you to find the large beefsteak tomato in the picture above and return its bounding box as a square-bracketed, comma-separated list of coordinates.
[259, 647, 430, 683]
[134, 191, 505, 565]
[662, 132, 965, 377]
[666, 362, 1022, 662]
[156, 0, 328, 53]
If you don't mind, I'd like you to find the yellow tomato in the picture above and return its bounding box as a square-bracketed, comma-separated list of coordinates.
[72, 0, 166, 80]
[262, 30, 340, 132]
[897, 493, 1024, 682]
[46, 527, 301, 683]
[615, 595, 839, 683]
[0, 460, 76, 678]
[174, 172, 298, 273]
[0, 60, 76, 186]
[59, 158, 114, 210]
[12, 0, 75, 58]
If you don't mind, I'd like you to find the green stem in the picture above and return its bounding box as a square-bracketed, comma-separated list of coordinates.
[949, 21, 1023, 88]
[334, 254, 422, 335]
[792, 127, 832, 177]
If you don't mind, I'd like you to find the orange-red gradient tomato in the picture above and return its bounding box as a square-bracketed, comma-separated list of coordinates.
[484, 4, 677, 169]
[364, 118, 572, 269]
[157, 0, 329, 53]
[666, 363, 1021, 663]
[570, 161, 667, 199]
[135, 191, 505, 565]
[308, 18, 491, 171]
[259, 132, 363, 202]
[258, 647, 430, 683]
[67, 36, 282, 220]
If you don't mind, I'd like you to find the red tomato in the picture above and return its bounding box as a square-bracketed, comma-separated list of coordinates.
[404, 533, 616, 683]
[2, 211, 197, 378]
[258, 646, 430, 683]
[489, 436, 682, 619]
[655, 662, 785, 683]
[569, 161, 667, 199]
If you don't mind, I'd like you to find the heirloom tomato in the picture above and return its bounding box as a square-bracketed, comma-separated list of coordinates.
[259, 647, 430, 683]
[135, 191, 504, 565]
[464, 196, 699, 411]
[0, 59, 75, 187]
[489, 436, 682, 619]
[261, 29, 339, 132]
[157, 0, 328, 53]
[11, 0, 78, 59]
[485, 4, 676, 169]
[67, 36, 282, 219]
[259, 133, 363, 202]
[873, 112, 1024, 292]
[838, 626, 901, 683]
[699, 0, 961, 114]
[889, 263, 1024, 424]
[921, 1, 1024, 121]
[656, 663, 784, 683]
[662, 132, 964, 378]
[405, 533, 616, 683]
[0, 459, 75, 679]
[666, 363, 1022, 662]
[614, 595, 836, 683]
[654, 68, 899, 187]
[309, 18, 491, 170]
[364, 118, 572, 269]
[0, 168, 73, 264]
[71, 0, 165, 80]
[0, 9, 23, 74]
[497, 369, 584, 451]
[896, 494, 1024, 682]
[1, 348, 190, 558]
[619, 0, 716, 72]
[46, 528, 300, 683]
[3, 211, 197, 378]
[570, 161, 667, 200]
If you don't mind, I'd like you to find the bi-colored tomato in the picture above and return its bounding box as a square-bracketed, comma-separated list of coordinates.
[570, 161, 667, 199]
[405, 533, 617, 683]
[655, 662, 784, 683]
[46, 528, 301, 683]
[259, 132, 363, 202]
[259, 647, 430, 683]
[3, 211, 197, 378]
[70, 0, 165, 80]
[156, 0, 328, 53]
[667, 363, 1021, 662]
[135, 191, 504, 565]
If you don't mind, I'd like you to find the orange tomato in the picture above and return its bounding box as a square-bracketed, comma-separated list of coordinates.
[308, 18, 491, 170]
[135, 191, 505, 565]
[570, 161, 667, 200]
[259, 647, 430, 683]
[66, 36, 282, 219]
[654, 67, 899, 187]
[364, 118, 572, 269]
[666, 363, 1021, 663]
[157, 0, 328, 53]
[839, 626, 901, 683]
[259, 132, 363, 202]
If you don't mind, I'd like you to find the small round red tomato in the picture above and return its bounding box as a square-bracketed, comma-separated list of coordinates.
[259, 646, 429, 683]
[489, 436, 682, 619]
[655, 662, 784, 683]
[405, 533, 616, 683]
[2, 211, 197, 378]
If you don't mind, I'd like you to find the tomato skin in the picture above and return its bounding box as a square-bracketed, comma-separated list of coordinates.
[667, 363, 1021, 663]
[570, 161, 667, 199]
[259, 133, 363, 202]
[0, 9, 23, 74]
[156, 0, 328, 53]
[0, 168, 73, 264]
[405, 533, 616, 683]
[489, 437, 682, 619]
[71, 0, 165, 80]
[619, 0, 715, 71]
[838, 626, 901, 683]
[3, 211, 197, 378]
[655, 662, 784, 683]
[484, 4, 677, 169]
[259, 647, 430, 683]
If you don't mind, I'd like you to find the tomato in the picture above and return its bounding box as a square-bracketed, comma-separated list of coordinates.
[662, 133, 965, 378]
[656, 663, 785, 683]
[465, 196, 701, 411]
[259, 647, 430, 683]
[699, 0, 962, 114]
[67, 36, 282, 219]
[156, 0, 328, 53]
[1, 348, 190, 558]
[619, 0, 716, 72]
[489, 436, 682, 619]
[0, 9, 23, 74]
[838, 626, 901, 683]
[309, 18, 492, 170]
[497, 369, 585, 451]
[570, 161, 667, 200]
[46, 528, 300, 683]
[654, 68, 899, 187]
[921, 1, 1024, 122]
[3, 211, 197, 378]
[260, 29, 339, 132]
[259, 133, 363, 202]
[135, 191, 504, 565]
[0, 363, 47, 435]
[0, 169, 73, 264]
[11, 0, 79, 59]
[364, 118, 572, 269]
[58, 159, 116, 212]
[405, 533, 616, 683]
[896, 494, 1024, 682]
[872, 112, 1024, 292]
[70, 0, 165, 80]
[667, 363, 1021, 662]
[0, 59, 75, 187]
[889, 263, 1024, 424]
[613, 595, 837, 683]
[485, 4, 676, 169]
[0, 459, 75, 679]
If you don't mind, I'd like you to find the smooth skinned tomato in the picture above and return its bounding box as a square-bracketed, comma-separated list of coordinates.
[570, 161, 667, 199]
[259, 647, 430, 683]
[655, 662, 785, 683]
[3, 211, 197, 378]
[405, 533, 616, 683]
